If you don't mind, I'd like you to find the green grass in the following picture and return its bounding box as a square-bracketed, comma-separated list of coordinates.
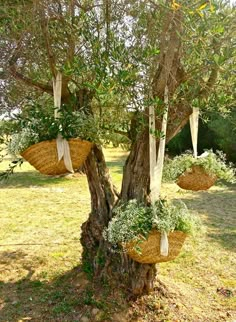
[0, 147, 235, 322]
[0, 147, 128, 321]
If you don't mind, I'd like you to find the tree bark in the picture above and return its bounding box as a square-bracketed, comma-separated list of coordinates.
[81, 139, 158, 296]
[80, 145, 117, 274]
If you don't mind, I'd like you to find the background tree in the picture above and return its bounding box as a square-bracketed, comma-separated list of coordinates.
[0, 0, 235, 296]
[167, 110, 236, 162]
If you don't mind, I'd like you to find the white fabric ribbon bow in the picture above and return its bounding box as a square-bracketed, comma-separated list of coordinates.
[160, 231, 169, 256]
[189, 107, 200, 158]
[56, 134, 74, 173]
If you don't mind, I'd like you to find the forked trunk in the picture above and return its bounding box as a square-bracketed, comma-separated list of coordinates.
[81, 132, 157, 296]
[81, 102, 191, 296]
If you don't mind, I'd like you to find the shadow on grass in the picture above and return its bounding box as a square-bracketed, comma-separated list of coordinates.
[0, 250, 111, 322]
[1, 154, 127, 189]
[105, 154, 127, 174]
[0, 171, 81, 189]
[105, 161, 124, 175]
[180, 184, 236, 252]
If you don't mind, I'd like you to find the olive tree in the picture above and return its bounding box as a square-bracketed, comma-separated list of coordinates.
[1, 0, 235, 296]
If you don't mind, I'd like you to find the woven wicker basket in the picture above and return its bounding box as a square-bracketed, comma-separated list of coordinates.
[177, 165, 217, 191]
[21, 138, 93, 175]
[124, 230, 187, 264]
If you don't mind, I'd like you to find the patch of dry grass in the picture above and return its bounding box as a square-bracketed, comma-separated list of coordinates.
[0, 148, 235, 322]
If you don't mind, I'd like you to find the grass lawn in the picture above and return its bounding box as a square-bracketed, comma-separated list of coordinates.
[0, 147, 235, 322]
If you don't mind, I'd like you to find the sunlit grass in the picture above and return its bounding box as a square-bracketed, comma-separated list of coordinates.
[0, 148, 235, 321]
[159, 183, 236, 318]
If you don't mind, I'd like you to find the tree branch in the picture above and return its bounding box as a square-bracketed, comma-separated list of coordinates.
[195, 40, 221, 100]
[105, 0, 111, 53]
[74, 1, 101, 12]
[39, 6, 57, 78]
[166, 103, 192, 142]
[199, 65, 219, 99]
[8, 65, 53, 94]
[152, 8, 184, 98]
[6, 30, 53, 94]
[66, 0, 76, 64]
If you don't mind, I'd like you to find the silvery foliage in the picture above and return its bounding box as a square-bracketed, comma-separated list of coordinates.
[7, 128, 39, 156]
[104, 199, 200, 247]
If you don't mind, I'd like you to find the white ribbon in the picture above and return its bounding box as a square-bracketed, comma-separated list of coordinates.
[53, 72, 62, 119]
[149, 86, 170, 256]
[56, 135, 74, 173]
[149, 86, 169, 202]
[53, 72, 74, 173]
[160, 231, 169, 256]
[189, 107, 200, 159]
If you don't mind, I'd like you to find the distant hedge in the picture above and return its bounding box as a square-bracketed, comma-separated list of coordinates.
[167, 110, 236, 163]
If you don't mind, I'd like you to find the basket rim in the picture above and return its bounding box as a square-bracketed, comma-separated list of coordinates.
[123, 229, 187, 248]
[180, 165, 217, 177]
[21, 137, 93, 156]
[20, 137, 93, 175]
[177, 165, 217, 191]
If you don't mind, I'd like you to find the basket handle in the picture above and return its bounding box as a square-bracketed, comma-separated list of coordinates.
[53, 72, 74, 173]
[53, 72, 62, 119]
[149, 86, 169, 257]
[189, 107, 199, 158]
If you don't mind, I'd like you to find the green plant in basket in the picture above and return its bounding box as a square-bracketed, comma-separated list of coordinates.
[163, 150, 235, 184]
[103, 199, 200, 253]
[7, 103, 100, 156]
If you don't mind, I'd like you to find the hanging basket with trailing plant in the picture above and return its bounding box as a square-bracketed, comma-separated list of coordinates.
[7, 73, 98, 175]
[21, 138, 93, 176]
[103, 86, 196, 265]
[176, 165, 217, 191]
[7, 104, 98, 175]
[168, 108, 235, 191]
[163, 151, 235, 191]
[104, 86, 201, 264]
[103, 199, 200, 264]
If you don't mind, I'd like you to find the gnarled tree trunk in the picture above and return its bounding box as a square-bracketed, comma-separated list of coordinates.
[81, 132, 157, 296]
[80, 101, 192, 296]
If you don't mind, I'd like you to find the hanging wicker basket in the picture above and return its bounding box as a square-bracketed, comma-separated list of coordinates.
[21, 138, 93, 175]
[176, 165, 217, 191]
[124, 230, 187, 264]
